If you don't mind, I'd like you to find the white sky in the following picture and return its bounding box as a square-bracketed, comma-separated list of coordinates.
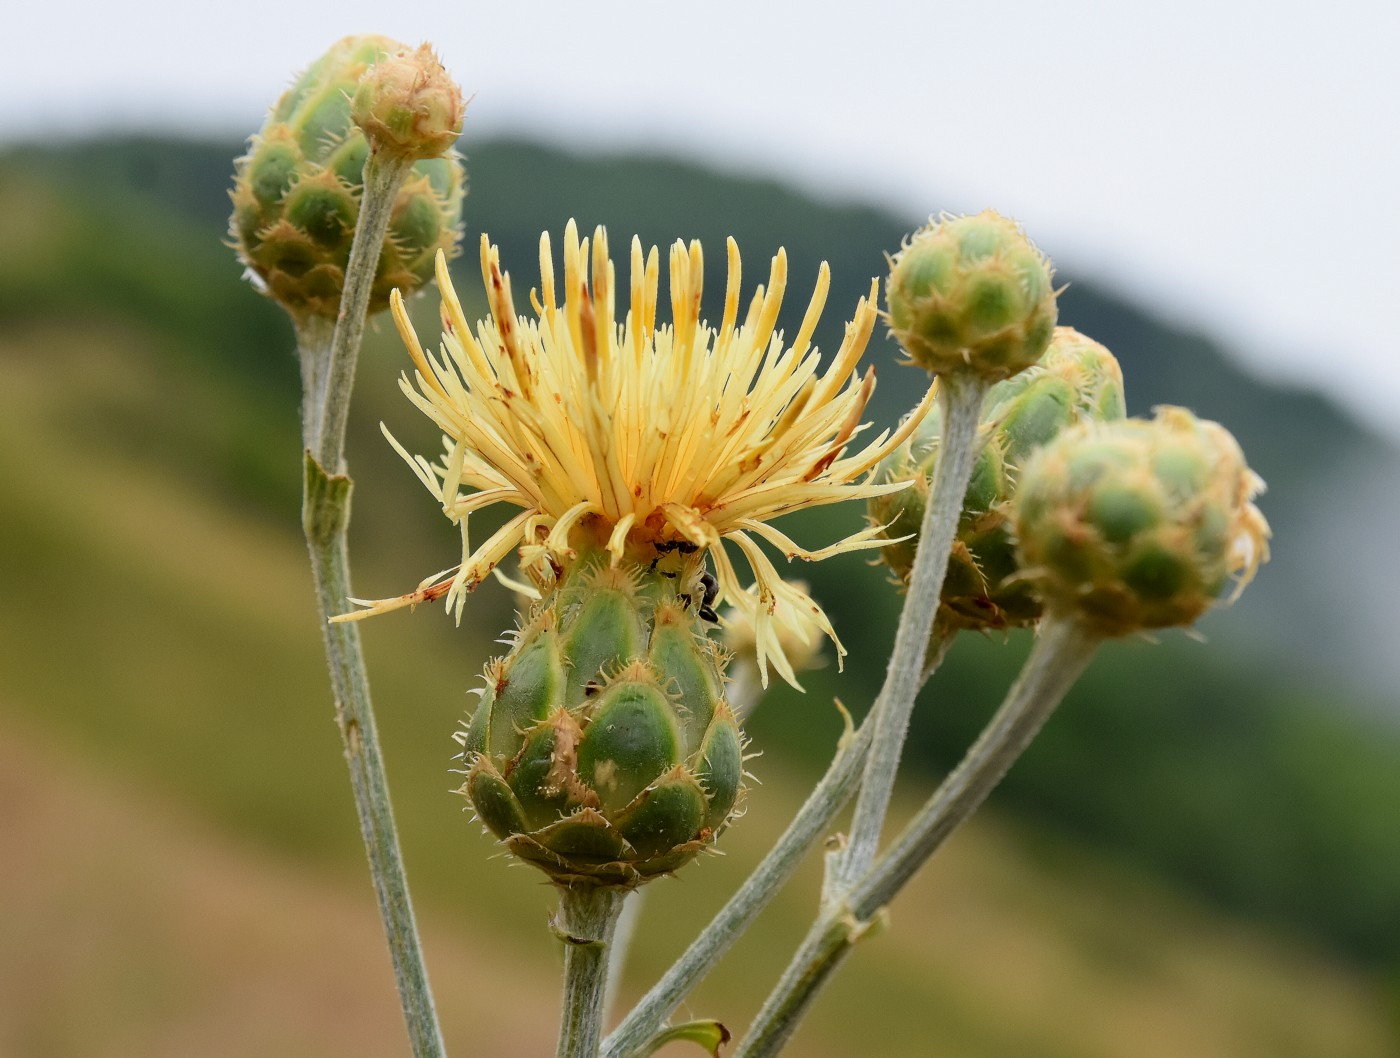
[7, 0, 1398, 442]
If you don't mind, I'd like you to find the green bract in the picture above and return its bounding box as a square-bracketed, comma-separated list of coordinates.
[1012, 406, 1270, 636]
[228, 34, 465, 320]
[870, 327, 1126, 632]
[886, 210, 1058, 382]
[460, 555, 744, 889]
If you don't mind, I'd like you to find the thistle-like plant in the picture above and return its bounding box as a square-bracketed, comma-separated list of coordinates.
[870, 326, 1127, 635]
[334, 224, 934, 1054]
[230, 37, 1271, 1058]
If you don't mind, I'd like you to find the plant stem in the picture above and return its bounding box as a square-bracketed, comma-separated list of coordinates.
[852, 616, 1100, 916]
[602, 633, 952, 1058]
[600, 719, 872, 1058]
[303, 460, 445, 1058]
[298, 147, 446, 1058]
[730, 915, 861, 1058]
[834, 375, 986, 891]
[556, 886, 628, 1058]
[733, 616, 1100, 1058]
[315, 150, 413, 473]
[603, 890, 644, 1025]
[294, 314, 334, 445]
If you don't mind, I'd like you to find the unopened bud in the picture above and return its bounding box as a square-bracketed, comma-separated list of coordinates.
[886, 210, 1057, 382]
[1012, 406, 1270, 636]
[871, 327, 1126, 632]
[352, 44, 465, 162]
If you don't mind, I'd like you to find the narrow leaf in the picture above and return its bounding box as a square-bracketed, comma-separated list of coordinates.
[636, 1018, 731, 1057]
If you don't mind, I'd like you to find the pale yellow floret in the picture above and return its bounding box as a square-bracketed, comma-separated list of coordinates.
[721, 579, 827, 692]
[336, 220, 936, 682]
[1228, 469, 1272, 601]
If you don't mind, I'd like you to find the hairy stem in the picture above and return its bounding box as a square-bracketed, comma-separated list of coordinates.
[730, 916, 860, 1058]
[734, 616, 1100, 1058]
[835, 375, 986, 890]
[853, 616, 1100, 916]
[603, 890, 644, 1025]
[601, 720, 872, 1058]
[294, 314, 334, 445]
[602, 639, 953, 1058]
[297, 148, 445, 1058]
[556, 887, 628, 1058]
[315, 151, 413, 473]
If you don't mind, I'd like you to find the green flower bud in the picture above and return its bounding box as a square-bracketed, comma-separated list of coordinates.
[870, 327, 1126, 632]
[459, 554, 743, 888]
[886, 210, 1058, 382]
[1012, 406, 1271, 636]
[228, 35, 465, 320]
[352, 43, 465, 162]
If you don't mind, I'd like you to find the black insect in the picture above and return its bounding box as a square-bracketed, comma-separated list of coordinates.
[648, 538, 700, 574]
[697, 570, 719, 623]
[678, 569, 720, 623]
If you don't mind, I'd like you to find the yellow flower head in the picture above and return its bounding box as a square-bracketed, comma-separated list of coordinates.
[345, 220, 935, 684]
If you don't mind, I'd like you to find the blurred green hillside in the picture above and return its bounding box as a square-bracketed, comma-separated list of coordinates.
[1, 135, 1397, 1055]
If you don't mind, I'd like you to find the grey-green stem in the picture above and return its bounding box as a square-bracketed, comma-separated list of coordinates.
[602, 639, 951, 1058]
[834, 374, 987, 891]
[730, 914, 861, 1058]
[556, 886, 628, 1058]
[315, 150, 413, 473]
[853, 616, 1100, 915]
[601, 719, 870, 1058]
[298, 147, 445, 1058]
[603, 890, 643, 1025]
[294, 313, 334, 445]
[733, 616, 1100, 1058]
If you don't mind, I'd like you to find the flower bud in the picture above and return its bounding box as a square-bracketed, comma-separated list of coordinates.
[1012, 406, 1270, 636]
[228, 35, 465, 320]
[352, 44, 465, 162]
[870, 327, 1126, 631]
[886, 210, 1057, 382]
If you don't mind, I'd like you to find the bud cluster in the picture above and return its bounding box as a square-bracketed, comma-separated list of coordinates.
[871, 327, 1126, 632]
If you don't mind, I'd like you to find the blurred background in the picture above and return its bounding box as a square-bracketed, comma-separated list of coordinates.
[2, 3, 1398, 1056]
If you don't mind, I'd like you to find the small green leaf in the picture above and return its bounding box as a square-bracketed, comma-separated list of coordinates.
[302, 452, 351, 544]
[637, 1019, 731, 1057]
